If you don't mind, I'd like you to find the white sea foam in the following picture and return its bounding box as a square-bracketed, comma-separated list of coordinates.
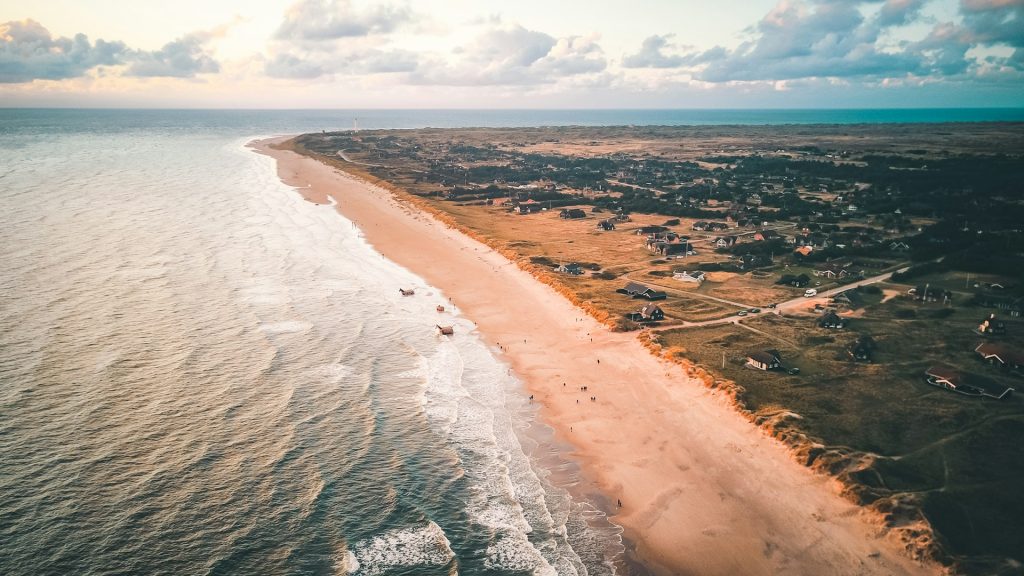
[345, 522, 454, 576]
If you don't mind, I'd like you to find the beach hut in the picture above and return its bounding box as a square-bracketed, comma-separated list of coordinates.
[436, 325, 454, 336]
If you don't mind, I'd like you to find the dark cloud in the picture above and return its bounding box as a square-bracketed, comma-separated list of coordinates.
[125, 33, 220, 78]
[410, 25, 605, 85]
[0, 19, 127, 83]
[276, 0, 412, 41]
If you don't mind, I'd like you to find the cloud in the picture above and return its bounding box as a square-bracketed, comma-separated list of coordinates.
[125, 32, 220, 78]
[0, 19, 223, 82]
[276, 0, 412, 41]
[0, 19, 127, 83]
[620, 0, 1023, 84]
[264, 47, 418, 79]
[410, 24, 606, 85]
[622, 35, 688, 68]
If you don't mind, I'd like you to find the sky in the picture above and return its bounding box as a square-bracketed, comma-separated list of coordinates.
[0, 0, 1022, 108]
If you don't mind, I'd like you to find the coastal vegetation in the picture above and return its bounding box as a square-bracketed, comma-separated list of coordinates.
[288, 123, 1024, 573]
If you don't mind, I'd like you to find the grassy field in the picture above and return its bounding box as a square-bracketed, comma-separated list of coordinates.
[654, 290, 1024, 567]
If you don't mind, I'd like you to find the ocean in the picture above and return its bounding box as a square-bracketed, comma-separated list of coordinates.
[0, 108, 1020, 576]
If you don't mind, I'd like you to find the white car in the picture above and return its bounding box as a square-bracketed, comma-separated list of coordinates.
[804, 288, 818, 297]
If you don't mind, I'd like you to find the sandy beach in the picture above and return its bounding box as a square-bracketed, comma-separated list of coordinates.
[253, 137, 939, 576]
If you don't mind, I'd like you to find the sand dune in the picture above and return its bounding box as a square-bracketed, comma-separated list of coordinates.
[253, 138, 938, 576]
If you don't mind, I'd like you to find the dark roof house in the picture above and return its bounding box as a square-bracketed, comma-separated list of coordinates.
[975, 313, 1006, 337]
[747, 350, 782, 371]
[617, 282, 667, 300]
[560, 208, 587, 219]
[849, 335, 876, 362]
[925, 365, 1013, 399]
[818, 311, 848, 329]
[975, 342, 1024, 371]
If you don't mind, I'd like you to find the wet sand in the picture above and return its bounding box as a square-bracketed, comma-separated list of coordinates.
[253, 137, 938, 576]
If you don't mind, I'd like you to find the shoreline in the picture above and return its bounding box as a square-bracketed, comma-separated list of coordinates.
[252, 136, 939, 576]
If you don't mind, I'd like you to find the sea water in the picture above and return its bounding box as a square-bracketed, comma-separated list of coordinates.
[0, 112, 626, 575]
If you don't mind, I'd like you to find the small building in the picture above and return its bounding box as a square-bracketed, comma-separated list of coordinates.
[516, 202, 544, 214]
[626, 304, 665, 323]
[848, 335, 875, 362]
[559, 208, 587, 219]
[975, 342, 1024, 371]
[692, 221, 709, 231]
[617, 281, 667, 300]
[597, 219, 616, 231]
[673, 271, 705, 283]
[635, 225, 668, 236]
[715, 236, 738, 248]
[818, 311, 848, 329]
[925, 365, 1014, 399]
[814, 264, 849, 279]
[973, 294, 1023, 317]
[650, 241, 688, 256]
[746, 350, 782, 371]
[912, 285, 939, 303]
[831, 290, 865, 310]
[754, 230, 782, 242]
[777, 273, 810, 288]
[555, 263, 583, 275]
[975, 313, 1006, 337]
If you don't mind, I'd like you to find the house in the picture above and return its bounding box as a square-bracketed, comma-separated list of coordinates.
[975, 313, 1006, 337]
[715, 236, 738, 248]
[818, 311, 848, 329]
[597, 219, 616, 231]
[516, 201, 544, 214]
[831, 290, 865, 309]
[626, 304, 665, 323]
[814, 264, 849, 279]
[617, 281, 667, 300]
[692, 221, 710, 231]
[912, 285, 939, 303]
[746, 193, 763, 206]
[975, 343, 1024, 371]
[738, 254, 769, 270]
[650, 241, 688, 256]
[555, 263, 583, 275]
[559, 208, 587, 219]
[777, 273, 810, 288]
[708, 222, 729, 231]
[673, 271, 706, 283]
[636, 225, 668, 235]
[973, 294, 1023, 317]
[793, 245, 814, 257]
[925, 365, 1014, 399]
[746, 350, 782, 371]
[889, 241, 911, 252]
[849, 335, 875, 362]
[754, 230, 782, 242]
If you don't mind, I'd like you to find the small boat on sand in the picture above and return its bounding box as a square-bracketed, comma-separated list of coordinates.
[399, 288, 415, 296]
[436, 325, 454, 335]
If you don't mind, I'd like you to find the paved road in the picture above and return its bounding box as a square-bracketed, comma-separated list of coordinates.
[678, 266, 910, 328]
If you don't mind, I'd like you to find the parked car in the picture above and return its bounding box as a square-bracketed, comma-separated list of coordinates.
[737, 310, 748, 316]
[767, 303, 777, 309]
[749, 308, 761, 313]
[787, 367, 801, 375]
[804, 288, 818, 297]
